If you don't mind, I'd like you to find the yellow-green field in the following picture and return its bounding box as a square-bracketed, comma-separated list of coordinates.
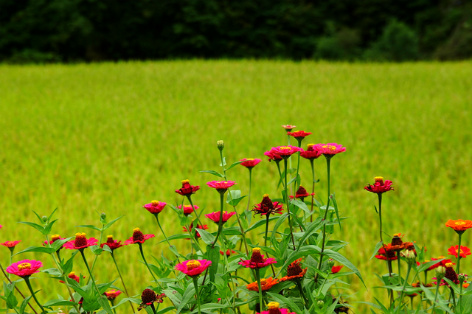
[1, 60, 471, 312]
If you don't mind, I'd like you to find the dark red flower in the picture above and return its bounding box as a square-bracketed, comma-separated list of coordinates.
[280, 258, 307, 282]
[101, 235, 124, 251]
[364, 177, 394, 194]
[205, 211, 236, 224]
[143, 200, 166, 215]
[253, 194, 283, 216]
[124, 228, 155, 245]
[240, 158, 262, 169]
[64, 233, 98, 250]
[138, 289, 166, 310]
[239, 247, 277, 269]
[175, 179, 200, 196]
[292, 186, 311, 200]
[300, 144, 322, 160]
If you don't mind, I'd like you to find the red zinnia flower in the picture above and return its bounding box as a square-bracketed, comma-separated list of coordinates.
[315, 143, 346, 156]
[253, 194, 283, 216]
[280, 258, 307, 282]
[178, 204, 199, 215]
[448, 245, 471, 259]
[427, 256, 454, 270]
[101, 235, 124, 251]
[375, 245, 398, 261]
[0, 241, 21, 248]
[269, 146, 301, 157]
[240, 158, 262, 169]
[64, 233, 98, 250]
[6, 259, 42, 278]
[176, 259, 212, 277]
[287, 130, 312, 140]
[206, 181, 236, 193]
[143, 200, 166, 215]
[43, 234, 64, 246]
[331, 265, 344, 274]
[264, 150, 283, 162]
[246, 277, 279, 291]
[183, 224, 208, 239]
[444, 262, 459, 284]
[60, 271, 84, 283]
[139, 289, 165, 309]
[175, 179, 200, 196]
[364, 177, 394, 194]
[300, 144, 322, 160]
[445, 219, 472, 233]
[104, 289, 122, 301]
[282, 125, 296, 132]
[290, 186, 312, 200]
[258, 302, 296, 314]
[220, 249, 237, 256]
[124, 228, 155, 245]
[239, 247, 277, 269]
[205, 211, 236, 224]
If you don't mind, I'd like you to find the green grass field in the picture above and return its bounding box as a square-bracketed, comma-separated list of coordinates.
[0, 60, 471, 312]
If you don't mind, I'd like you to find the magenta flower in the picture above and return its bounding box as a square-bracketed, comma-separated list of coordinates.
[364, 177, 394, 194]
[176, 259, 212, 277]
[205, 211, 236, 224]
[175, 179, 200, 196]
[100, 235, 125, 251]
[104, 289, 122, 301]
[143, 200, 167, 215]
[264, 150, 283, 162]
[6, 259, 43, 278]
[0, 241, 21, 248]
[64, 233, 98, 250]
[287, 130, 312, 140]
[316, 143, 346, 156]
[43, 234, 64, 246]
[300, 144, 323, 160]
[253, 194, 283, 216]
[124, 228, 155, 245]
[258, 302, 295, 314]
[239, 247, 277, 269]
[178, 204, 199, 216]
[240, 158, 261, 169]
[269, 146, 301, 158]
[206, 181, 236, 193]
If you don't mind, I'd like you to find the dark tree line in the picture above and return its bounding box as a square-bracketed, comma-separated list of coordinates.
[0, 0, 471, 63]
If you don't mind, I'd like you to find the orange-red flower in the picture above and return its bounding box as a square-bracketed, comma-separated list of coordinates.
[240, 158, 261, 169]
[175, 179, 200, 196]
[183, 223, 208, 239]
[220, 249, 237, 256]
[104, 289, 122, 301]
[364, 177, 394, 194]
[448, 245, 471, 259]
[445, 219, 472, 233]
[331, 265, 344, 274]
[246, 277, 279, 292]
[59, 271, 84, 283]
[280, 258, 307, 282]
[375, 245, 398, 261]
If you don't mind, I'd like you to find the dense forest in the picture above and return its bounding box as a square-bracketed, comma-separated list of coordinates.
[0, 0, 471, 63]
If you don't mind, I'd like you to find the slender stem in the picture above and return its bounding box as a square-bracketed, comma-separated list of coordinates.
[315, 157, 331, 279]
[80, 249, 103, 298]
[450, 287, 456, 312]
[431, 281, 440, 313]
[219, 150, 227, 179]
[187, 195, 203, 227]
[310, 159, 315, 223]
[0, 262, 38, 314]
[111, 253, 135, 313]
[283, 157, 296, 250]
[276, 162, 283, 188]
[456, 233, 462, 275]
[296, 280, 309, 307]
[378, 193, 385, 245]
[90, 223, 105, 274]
[246, 168, 253, 212]
[255, 268, 264, 310]
[137, 243, 159, 284]
[193, 277, 201, 314]
[264, 214, 270, 247]
[398, 264, 412, 310]
[234, 206, 249, 255]
[459, 283, 463, 313]
[212, 192, 226, 247]
[397, 254, 401, 279]
[150, 303, 157, 314]
[287, 134, 293, 197]
[155, 214, 179, 263]
[111, 300, 117, 314]
[295, 139, 302, 191]
[24, 277, 45, 313]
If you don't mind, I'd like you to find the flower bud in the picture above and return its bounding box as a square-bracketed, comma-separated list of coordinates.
[316, 300, 324, 308]
[100, 212, 106, 220]
[459, 273, 468, 284]
[217, 140, 224, 151]
[42, 216, 48, 223]
[327, 259, 335, 268]
[436, 266, 446, 280]
[401, 249, 417, 265]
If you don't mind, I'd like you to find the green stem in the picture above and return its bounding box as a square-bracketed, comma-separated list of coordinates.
[310, 159, 315, 223]
[287, 134, 293, 197]
[90, 223, 105, 274]
[398, 263, 412, 311]
[315, 157, 331, 279]
[255, 268, 264, 310]
[187, 195, 203, 227]
[155, 214, 179, 262]
[137, 243, 159, 284]
[246, 168, 253, 212]
[264, 214, 270, 248]
[431, 280, 440, 313]
[397, 253, 401, 279]
[283, 157, 296, 250]
[212, 192, 226, 248]
[111, 253, 135, 313]
[24, 276, 45, 313]
[450, 287, 456, 312]
[456, 233, 462, 275]
[219, 150, 227, 180]
[294, 139, 302, 191]
[296, 280, 309, 307]
[80, 249, 102, 297]
[150, 303, 157, 314]
[193, 277, 201, 314]
[276, 161, 283, 188]
[234, 206, 249, 256]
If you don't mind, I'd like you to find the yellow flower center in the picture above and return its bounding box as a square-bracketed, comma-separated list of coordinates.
[151, 200, 160, 205]
[260, 279, 267, 285]
[69, 272, 75, 276]
[187, 260, 201, 270]
[425, 260, 430, 263]
[107, 235, 113, 240]
[263, 194, 269, 198]
[75, 232, 86, 238]
[279, 146, 291, 150]
[18, 263, 31, 270]
[268, 302, 280, 310]
[246, 158, 254, 161]
[133, 228, 140, 232]
[445, 262, 454, 268]
[252, 247, 261, 254]
[322, 145, 336, 151]
[456, 221, 466, 226]
[307, 144, 314, 148]
[182, 179, 189, 184]
[51, 234, 61, 241]
[374, 176, 384, 183]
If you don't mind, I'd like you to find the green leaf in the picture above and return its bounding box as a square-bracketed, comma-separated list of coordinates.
[43, 299, 77, 307]
[331, 193, 342, 229]
[103, 216, 123, 230]
[266, 292, 302, 314]
[47, 208, 58, 221]
[196, 228, 215, 246]
[52, 238, 72, 251]
[226, 190, 246, 207]
[247, 216, 279, 233]
[296, 217, 324, 248]
[226, 160, 244, 171]
[291, 199, 310, 214]
[42, 268, 62, 276]
[270, 213, 289, 243]
[200, 170, 225, 178]
[207, 244, 220, 284]
[369, 241, 384, 260]
[17, 221, 45, 234]
[176, 283, 196, 314]
[44, 219, 58, 234]
[19, 295, 33, 313]
[415, 258, 445, 273]
[89, 245, 105, 255]
[77, 224, 102, 231]
[156, 306, 175, 314]
[14, 246, 56, 256]
[98, 296, 114, 314]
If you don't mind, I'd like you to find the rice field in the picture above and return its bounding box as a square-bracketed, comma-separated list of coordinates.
[0, 60, 471, 312]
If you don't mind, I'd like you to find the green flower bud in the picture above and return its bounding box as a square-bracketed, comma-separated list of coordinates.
[217, 140, 224, 151]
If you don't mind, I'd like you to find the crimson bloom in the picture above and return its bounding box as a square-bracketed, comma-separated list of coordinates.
[240, 158, 261, 169]
[258, 302, 296, 314]
[101, 235, 124, 251]
[183, 223, 208, 239]
[220, 249, 237, 256]
[6, 259, 43, 278]
[316, 143, 346, 156]
[448, 245, 471, 259]
[206, 181, 236, 193]
[287, 130, 312, 140]
[300, 144, 322, 160]
[375, 245, 398, 261]
[104, 289, 122, 301]
[427, 256, 454, 270]
[239, 247, 277, 269]
[253, 194, 283, 216]
[269, 146, 301, 158]
[364, 177, 394, 194]
[124, 228, 155, 245]
[206, 211, 236, 224]
[43, 234, 64, 246]
[139, 289, 165, 310]
[143, 200, 166, 215]
[176, 259, 212, 277]
[60, 271, 84, 283]
[290, 186, 312, 200]
[64, 233, 98, 250]
[0, 241, 21, 248]
[178, 204, 199, 216]
[331, 265, 344, 273]
[264, 150, 283, 162]
[175, 179, 200, 196]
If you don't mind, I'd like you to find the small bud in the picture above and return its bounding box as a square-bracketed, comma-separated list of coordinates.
[217, 140, 224, 151]
[436, 266, 446, 280]
[317, 300, 324, 308]
[327, 258, 335, 268]
[401, 250, 417, 265]
[100, 212, 106, 220]
[459, 273, 468, 284]
[42, 216, 48, 223]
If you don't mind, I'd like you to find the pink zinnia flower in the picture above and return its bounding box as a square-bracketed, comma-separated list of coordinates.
[269, 146, 301, 157]
[176, 259, 212, 277]
[64, 233, 98, 250]
[175, 179, 200, 196]
[316, 143, 346, 156]
[43, 234, 64, 246]
[239, 247, 277, 269]
[300, 144, 323, 160]
[101, 235, 124, 251]
[143, 200, 166, 215]
[264, 150, 283, 162]
[364, 177, 394, 194]
[183, 224, 208, 239]
[448, 245, 471, 259]
[331, 265, 344, 274]
[6, 259, 42, 278]
[178, 204, 199, 216]
[287, 130, 312, 140]
[258, 301, 295, 314]
[206, 181, 236, 193]
[282, 125, 296, 132]
[0, 241, 21, 248]
[205, 211, 236, 224]
[253, 194, 283, 216]
[104, 289, 122, 301]
[124, 228, 155, 245]
[240, 158, 261, 169]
